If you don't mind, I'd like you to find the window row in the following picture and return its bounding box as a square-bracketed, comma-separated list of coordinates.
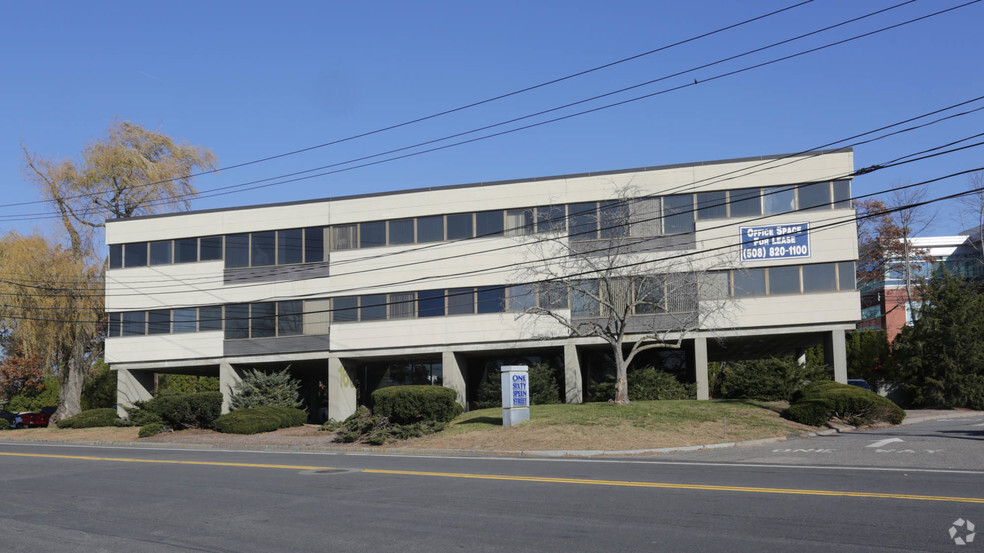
[108, 180, 851, 269]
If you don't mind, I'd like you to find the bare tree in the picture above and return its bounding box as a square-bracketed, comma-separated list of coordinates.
[514, 188, 735, 405]
[888, 184, 937, 317]
[958, 170, 984, 265]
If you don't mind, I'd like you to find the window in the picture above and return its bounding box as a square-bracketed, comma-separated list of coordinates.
[174, 238, 198, 263]
[536, 205, 566, 233]
[833, 180, 852, 209]
[360, 221, 386, 248]
[629, 198, 660, 237]
[200, 236, 223, 261]
[733, 268, 766, 297]
[277, 229, 303, 265]
[446, 213, 473, 240]
[303, 299, 331, 335]
[476, 210, 504, 238]
[763, 186, 796, 215]
[538, 282, 568, 309]
[417, 216, 444, 243]
[388, 219, 414, 245]
[199, 306, 223, 331]
[696, 191, 727, 220]
[663, 195, 695, 235]
[124, 242, 147, 267]
[802, 263, 837, 293]
[333, 297, 359, 323]
[666, 273, 697, 312]
[634, 276, 665, 314]
[477, 287, 506, 313]
[507, 284, 536, 312]
[599, 201, 629, 238]
[149, 241, 172, 265]
[418, 289, 445, 317]
[699, 272, 730, 300]
[798, 181, 831, 211]
[108, 312, 121, 336]
[447, 288, 475, 315]
[122, 311, 146, 336]
[225, 234, 249, 268]
[838, 261, 856, 291]
[389, 292, 415, 319]
[109, 244, 123, 269]
[224, 304, 249, 339]
[304, 227, 325, 262]
[251, 302, 276, 338]
[568, 202, 597, 241]
[571, 281, 600, 317]
[729, 188, 762, 218]
[505, 209, 534, 236]
[278, 300, 303, 336]
[148, 309, 171, 334]
[331, 225, 357, 251]
[173, 308, 197, 333]
[768, 265, 801, 295]
[251, 231, 276, 267]
[360, 294, 387, 321]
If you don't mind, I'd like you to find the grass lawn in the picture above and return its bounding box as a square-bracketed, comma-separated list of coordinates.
[406, 400, 816, 452]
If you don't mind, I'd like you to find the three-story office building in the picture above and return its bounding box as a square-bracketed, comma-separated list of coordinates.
[106, 149, 860, 420]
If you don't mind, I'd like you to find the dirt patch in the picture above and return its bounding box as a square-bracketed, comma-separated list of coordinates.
[2, 426, 141, 443]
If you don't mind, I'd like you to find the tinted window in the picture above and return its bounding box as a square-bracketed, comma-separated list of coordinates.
[225, 234, 249, 268]
[200, 236, 223, 261]
[447, 288, 475, 315]
[305, 227, 324, 262]
[360, 294, 388, 321]
[418, 289, 445, 317]
[798, 181, 831, 211]
[251, 231, 276, 267]
[389, 292, 415, 319]
[148, 309, 171, 334]
[417, 216, 444, 243]
[505, 209, 534, 236]
[599, 201, 629, 238]
[571, 281, 600, 317]
[224, 304, 249, 339]
[332, 297, 359, 323]
[124, 242, 147, 267]
[833, 180, 852, 209]
[173, 307, 197, 333]
[330, 225, 357, 251]
[475, 211, 504, 238]
[700, 272, 730, 300]
[360, 221, 386, 248]
[538, 282, 568, 309]
[446, 214, 473, 240]
[109, 244, 123, 269]
[477, 287, 506, 313]
[149, 241, 172, 266]
[507, 284, 536, 312]
[174, 238, 198, 263]
[763, 186, 796, 215]
[278, 300, 303, 336]
[729, 188, 762, 218]
[388, 219, 414, 245]
[634, 276, 665, 314]
[107, 312, 121, 336]
[768, 265, 800, 295]
[568, 202, 597, 241]
[734, 268, 766, 297]
[278, 228, 303, 265]
[251, 302, 276, 338]
[838, 261, 856, 291]
[696, 191, 727, 220]
[199, 306, 223, 331]
[803, 263, 837, 293]
[122, 311, 146, 336]
[537, 205, 566, 233]
[663, 195, 695, 234]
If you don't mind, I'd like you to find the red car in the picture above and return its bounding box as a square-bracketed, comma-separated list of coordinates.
[13, 406, 57, 428]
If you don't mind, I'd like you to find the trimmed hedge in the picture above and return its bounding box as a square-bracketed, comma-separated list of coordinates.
[138, 422, 165, 438]
[127, 392, 222, 430]
[55, 408, 122, 429]
[783, 381, 905, 427]
[371, 385, 462, 425]
[213, 406, 307, 435]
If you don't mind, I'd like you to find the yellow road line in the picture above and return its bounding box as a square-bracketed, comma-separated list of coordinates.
[3, 451, 982, 504]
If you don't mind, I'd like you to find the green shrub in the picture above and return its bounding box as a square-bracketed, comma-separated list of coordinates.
[229, 368, 303, 410]
[138, 423, 165, 438]
[476, 363, 562, 408]
[81, 361, 117, 410]
[126, 407, 163, 426]
[327, 405, 451, 445]
[213, 406, 307, 435]
[157, 374, 220, 396]
[55, 408, 121, 429]
[0, 419, 9, 431]
[126, 392, 222, 430]
[715, 357, 829, 401]
[6, 376, 60, 412]
[371, 386, 462, 425]
[782, 381, 906, 427]
[589, 367, 696, 402]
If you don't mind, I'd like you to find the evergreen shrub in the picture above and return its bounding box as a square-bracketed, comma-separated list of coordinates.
[476, 363, 561, 408]
[715, 357, 828, 401]
[55, 408, 121, 429]
[213, 406, 307, 435]
[589, 367, 696, 401]
[0, 419, 9, 431]
[229, 369, 303, 410]
[138, 423, 165, 438]
[127, 392, 222, 430]
[371, 385, 462, 424]
[782, 381, 905, 427]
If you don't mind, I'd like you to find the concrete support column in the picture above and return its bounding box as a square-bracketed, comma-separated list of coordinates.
[564, 342, 583, 404]
[328, 357, 357, 421]
[116, 369, 154, 419]
[442, 350, 467, 410]
[824, 329, 848, 384]
[219, 362, 244, 414]
[693, 336, 709, 401]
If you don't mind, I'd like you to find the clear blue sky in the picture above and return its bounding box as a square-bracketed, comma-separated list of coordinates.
[2, 0, 982, 243]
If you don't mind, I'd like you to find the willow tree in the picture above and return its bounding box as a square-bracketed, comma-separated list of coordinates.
[16, 120, 216, 421]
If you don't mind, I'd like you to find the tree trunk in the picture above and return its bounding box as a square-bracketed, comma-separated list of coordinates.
[614, 355, 630, 405]
[51, 334, 88, 423]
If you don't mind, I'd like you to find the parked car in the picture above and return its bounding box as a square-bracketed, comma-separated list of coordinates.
[847, 379, 873, 392]
[13, 406, 57, 428]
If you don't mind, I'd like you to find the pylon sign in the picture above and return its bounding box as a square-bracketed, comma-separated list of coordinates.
[501, 365, 530, 427]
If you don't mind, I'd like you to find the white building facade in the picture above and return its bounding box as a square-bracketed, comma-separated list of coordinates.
[106, 150, 860, 420]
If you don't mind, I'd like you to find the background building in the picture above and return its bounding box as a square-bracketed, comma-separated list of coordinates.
[106, 150, 860, 420]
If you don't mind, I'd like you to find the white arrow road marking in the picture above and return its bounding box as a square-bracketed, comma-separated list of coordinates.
[867, 438, 905, 448]
[972, 423, 984, 427]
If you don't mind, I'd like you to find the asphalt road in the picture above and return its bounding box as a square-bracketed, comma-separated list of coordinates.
[1, 417, 982, 552]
